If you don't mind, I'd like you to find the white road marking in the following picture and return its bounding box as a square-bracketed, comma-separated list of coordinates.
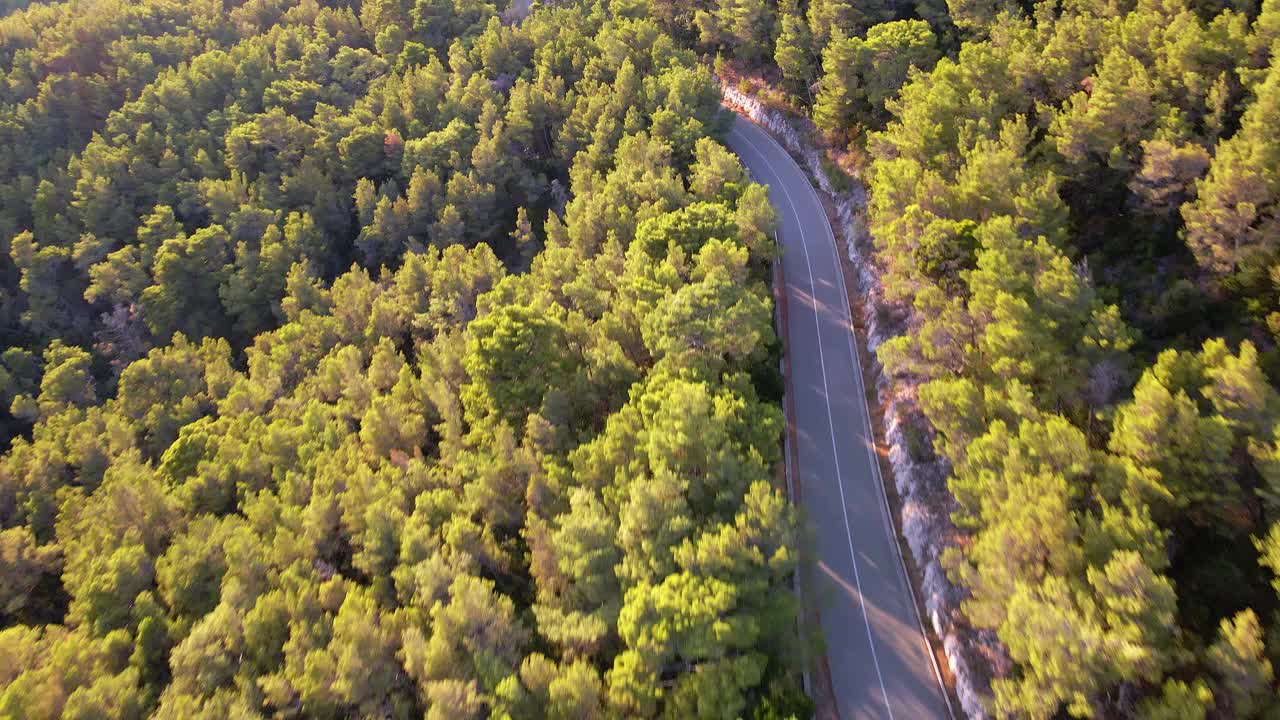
[731, 124, 896, 720]
[737, 117, 957, 717]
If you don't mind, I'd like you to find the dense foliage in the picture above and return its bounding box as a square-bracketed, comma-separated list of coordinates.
[695, 0, 1280, 714]
[0, 0, 810, 718]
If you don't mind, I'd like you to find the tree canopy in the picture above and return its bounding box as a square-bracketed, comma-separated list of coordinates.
[0, 0, 807, 717]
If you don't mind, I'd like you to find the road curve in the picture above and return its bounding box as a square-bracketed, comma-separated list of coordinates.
[725, 116, 952, 720]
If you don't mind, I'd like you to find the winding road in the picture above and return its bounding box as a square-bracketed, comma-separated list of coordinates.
[725, 116, 953, 720]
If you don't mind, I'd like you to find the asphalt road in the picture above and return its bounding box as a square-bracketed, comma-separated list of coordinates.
[725, 116, 952, 720]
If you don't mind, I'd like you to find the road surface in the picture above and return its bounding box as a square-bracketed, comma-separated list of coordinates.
[725, 116, 952, 720]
